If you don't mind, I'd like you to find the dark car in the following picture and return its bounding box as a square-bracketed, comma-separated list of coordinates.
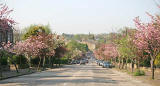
[71, 60, 80, 64]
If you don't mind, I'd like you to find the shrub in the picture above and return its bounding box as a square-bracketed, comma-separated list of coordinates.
[60, 57, 68, 64]
[133, 69, 145, 76]
[0, 56, 8, 65]
[0, 51, 9, 65]
[12, 55, 27, 64]
[12, 55, 29, 69]
[31, 57, 40, 66]
[140, 58, 150, 67]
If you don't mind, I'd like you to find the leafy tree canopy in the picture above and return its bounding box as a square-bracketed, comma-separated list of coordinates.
[22, 24, 51, 40]
[66, 40, 88, 53]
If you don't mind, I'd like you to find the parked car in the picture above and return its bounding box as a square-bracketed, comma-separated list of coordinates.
[99, 61, 104, 66]
[80, 60, 86, 65]
[71, 60, 80, 64]
[96, 60, 102, 66]
[102, 61, 112, 68]
[95, 60, 98, 63]
[85, 59, 89, 63]
[96, 60, 100, 64]
[95, 60, 99, 64]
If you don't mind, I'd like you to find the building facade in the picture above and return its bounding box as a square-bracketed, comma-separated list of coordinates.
[0, 26, 13, 46]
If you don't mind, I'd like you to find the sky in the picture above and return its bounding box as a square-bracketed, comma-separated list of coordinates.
[2, 0, 160, 34]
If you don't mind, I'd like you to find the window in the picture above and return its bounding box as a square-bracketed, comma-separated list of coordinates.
[0, 31, 2, 42]
[8, 32, 10, 42]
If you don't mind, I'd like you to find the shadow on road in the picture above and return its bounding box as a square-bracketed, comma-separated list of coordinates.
[0, 64, 121, 86]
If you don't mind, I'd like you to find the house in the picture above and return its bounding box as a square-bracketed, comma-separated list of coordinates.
[0, 21, 13, 46]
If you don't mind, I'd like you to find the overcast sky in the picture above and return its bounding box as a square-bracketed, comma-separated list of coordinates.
[3, 0, 160, 34]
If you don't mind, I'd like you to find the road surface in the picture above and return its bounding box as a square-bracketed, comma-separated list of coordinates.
[0, 63, 151, 86]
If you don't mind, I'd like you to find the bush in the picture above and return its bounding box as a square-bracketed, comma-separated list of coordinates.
[12, 55, 29, 69]
[0, 56, 8, 65]
[133, 69, 145, 76]
[140, 58, 150, 67]
[60, 57, 68, 64]
[18, 64, 29, 69]
[12, 55, 27, 64]
[31, 57, 40, 66]
[0, 51, 9, 65]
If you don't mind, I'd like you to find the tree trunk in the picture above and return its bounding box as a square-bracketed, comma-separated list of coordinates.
[131, 59, 134, 73]
[59, 58, 61, 67]
[121, 58, 124, 69]
[114, 58, 116, 66]
[125, 58, 128, 70]
[111, 58, 113, 63]
[37, 57, 42, 70]
[51, 57, 54, 68]
[13, 62, 19, 73]
[20, 56, 22, 67]
[0, 56, 2, 78]
[43, 57, 46, 70]
[137, 59, 140, 69]
[49, 57, 51, 68]
[150, 58, 155, 79]
[9, 57, 19, 73]
[67, 56, 70, 64]
[0, 64, 2, 78]
[27, 57, 31, 72]
[56, 63, 57, 67]
[118, 58, 121, 69]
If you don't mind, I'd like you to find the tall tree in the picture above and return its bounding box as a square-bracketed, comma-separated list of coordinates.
[22, 25, 51, 40]
[0, 3, 16, 30]
[133, 14, 160, 79]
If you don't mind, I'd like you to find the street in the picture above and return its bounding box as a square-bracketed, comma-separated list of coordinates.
[0, 63, 151, 86]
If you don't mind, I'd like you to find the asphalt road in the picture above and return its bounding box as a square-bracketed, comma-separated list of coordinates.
[0, 63, 151, 86]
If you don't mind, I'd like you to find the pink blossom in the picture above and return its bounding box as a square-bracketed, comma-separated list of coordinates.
[133, 15, 160, 54]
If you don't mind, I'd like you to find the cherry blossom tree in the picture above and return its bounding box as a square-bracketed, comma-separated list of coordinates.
[13, 33, 56, 70]
[0, 3, 16, 31]
[133, 14, 160, 79]
[103, 43, 118, 60]
[0, 3, 16, 70]
[94, 45, 104, 60]
[94, 43, 118, 62]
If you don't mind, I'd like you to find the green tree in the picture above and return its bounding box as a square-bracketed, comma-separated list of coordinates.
[65, 40, 88, 60]
[22, 24, 51, 40]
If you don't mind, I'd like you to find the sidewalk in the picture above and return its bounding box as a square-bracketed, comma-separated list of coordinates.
[134, 69, 160, 86]
[0, 68, 37, 80]
[0, 64, 64, 80]
[115, 68, 160, 86]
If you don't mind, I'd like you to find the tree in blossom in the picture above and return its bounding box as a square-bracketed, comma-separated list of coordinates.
[94, 43, 118, 62]
[0, 3, 16, 68]
[94, 45, 104, 60]
[0, 3, 16, 33]
[0, 3, 16, 48]
[103, 43, 118, 60]
[94, 49, 103, 60]
[13, 33, 56, 70]
[133, 14, 160, 79]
